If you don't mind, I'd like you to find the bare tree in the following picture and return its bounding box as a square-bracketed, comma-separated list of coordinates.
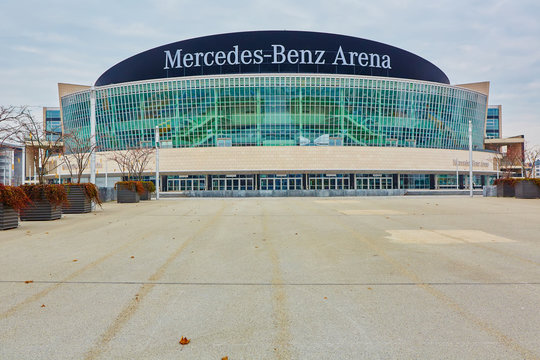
[523, 144, 540, 178]
[15, 110, 64, 184]
[0, 105, 28, 146]
[499, 152, 519, 178]
[109, 147, 154, 181]
[109, 150, 130, 180]
[500, 142, 540, 178]
[61, 129, 99, 183]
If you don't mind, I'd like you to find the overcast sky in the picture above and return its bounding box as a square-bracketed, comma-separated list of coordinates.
[1, 0, 539, 146]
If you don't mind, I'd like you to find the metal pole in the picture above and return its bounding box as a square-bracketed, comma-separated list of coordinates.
[155, 126, 160, 200]
[456, 158, 459, 190]
[468, 119, 473, 197]
[105, 156, 108, 188]
[22, 145, 26, 185]
[90, 87, 96, 185]
[90, 87, 97, 210]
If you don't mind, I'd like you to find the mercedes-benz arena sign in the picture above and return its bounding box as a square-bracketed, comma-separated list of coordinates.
[95, 30, 449, 86]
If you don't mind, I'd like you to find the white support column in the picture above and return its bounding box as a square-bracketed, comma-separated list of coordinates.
[9, 149, 13, 185]
[90, 87, 97, 209]
[58, 155, 61, 184]
[22, 145, 26, 185]
[90, 87, 97, 185]
[155, 126, 160, 200]
[468, 119, 473, 197]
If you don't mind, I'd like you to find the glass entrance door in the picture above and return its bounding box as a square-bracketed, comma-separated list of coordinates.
[356, 175, 393, 189]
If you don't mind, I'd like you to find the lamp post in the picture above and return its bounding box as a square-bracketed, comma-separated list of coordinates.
[90, 86, 96, 185]
[468, 118, 473, 197]
[22, 145, 26, 185]
[155, 126, 160, 200]
[455, 158, 459, 190]
[89, 86, 97, 210]
[105, 156, 108, 188]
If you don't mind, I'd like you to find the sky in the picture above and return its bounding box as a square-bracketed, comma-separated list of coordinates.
[1, 0, 539, 146]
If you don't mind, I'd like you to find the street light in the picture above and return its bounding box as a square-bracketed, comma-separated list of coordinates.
[468, 118, 473, 197]
[155, 125, 160, 200]
[154, 120, 172, 200]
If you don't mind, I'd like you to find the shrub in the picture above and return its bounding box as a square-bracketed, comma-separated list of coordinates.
[0, 184, 32, 211]
[115, 181, 145, 195]
[20, 184, 68, 207]
[142, 181, 156, 193]
[518, 178, 540, 187]
[493, 178, 519, 186]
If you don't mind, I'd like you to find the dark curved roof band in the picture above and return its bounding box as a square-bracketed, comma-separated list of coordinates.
[95, 31, 449, 86]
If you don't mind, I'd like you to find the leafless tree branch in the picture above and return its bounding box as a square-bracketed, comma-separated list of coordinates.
[0, 105, 28, 146]
[14, 110, 64, 184]
[109, 146, 154, 181]
[62, 129, 99, 183]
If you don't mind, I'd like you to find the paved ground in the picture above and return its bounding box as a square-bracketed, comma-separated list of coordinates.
[0, 196, 539, 359]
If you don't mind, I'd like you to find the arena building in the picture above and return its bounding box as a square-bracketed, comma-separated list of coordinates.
[57, 31, 498, 194]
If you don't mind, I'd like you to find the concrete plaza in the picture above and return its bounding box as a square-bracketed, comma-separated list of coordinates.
[0, 196, 539, 359]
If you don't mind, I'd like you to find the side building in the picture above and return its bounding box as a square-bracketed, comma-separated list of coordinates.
[483, 104, 525, 176]
[0, 143, 24, 186]
[43, 107, 62, 141]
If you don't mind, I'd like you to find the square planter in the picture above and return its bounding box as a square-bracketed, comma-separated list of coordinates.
[0, 203, 19, 230]
[515, 180, 540, 199]
[140, 190, 151, 200]
[496, 183, 515, 197]
[63, 184, 92, 214]
[117, 186, 140, 203]
[20, 199, 62, 221]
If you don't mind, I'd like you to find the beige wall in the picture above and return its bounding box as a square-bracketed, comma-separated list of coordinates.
[455, 81, 490, 96]
[54, 146, 499, 178]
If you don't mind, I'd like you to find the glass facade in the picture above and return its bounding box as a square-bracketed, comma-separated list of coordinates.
[62, 74, 487, 152]
[486, 106, 501, 139]
[45, 108, 62, 141]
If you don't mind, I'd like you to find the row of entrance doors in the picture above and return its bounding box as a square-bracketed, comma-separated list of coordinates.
[166, 175, 394, 191]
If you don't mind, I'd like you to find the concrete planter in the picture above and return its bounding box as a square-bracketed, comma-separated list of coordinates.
[63, 184, 92, 214]
[0, 204, 19, 230]
[515, 180, 540, 199]
[20, 198, 62, 221]
[116, 185, 140, 203]
[496, 183, 515, 197]
[140, 190, 151, 200]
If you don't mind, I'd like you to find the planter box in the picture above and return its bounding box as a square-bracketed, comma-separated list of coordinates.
[63, 185, 92, 214]
[515, 180, 540, 199]
[20, 199, 62, 221]
[140, 190, 151, 200]
[117, 186, 140, 203]
[0, 204, 19, 230]
[496, 183, 515, 197]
